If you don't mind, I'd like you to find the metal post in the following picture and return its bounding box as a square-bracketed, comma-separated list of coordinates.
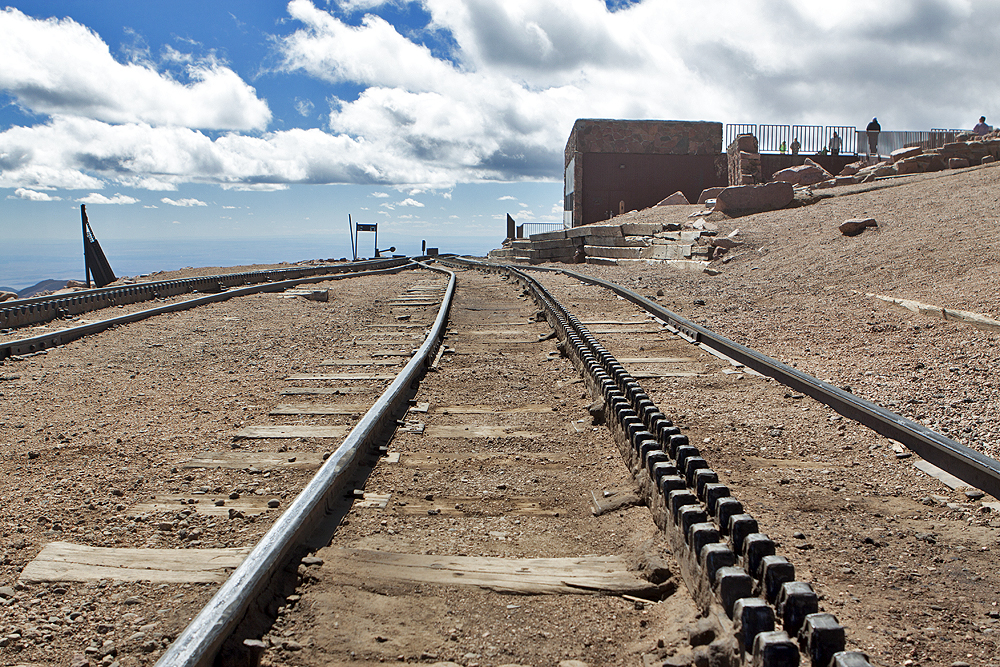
[82, 205, 91, 288]
[374, 225, 378, 258]
[348, 214, 356, 261]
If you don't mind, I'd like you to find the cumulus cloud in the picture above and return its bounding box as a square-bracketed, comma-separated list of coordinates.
[161, 197, 208, 207]
[398, 198, 424, 207]
[0, 8, 270, 130]
[10, 187, 60, 201]
[497, 195, 517, 200]
[3, 0, 999, 196]
[370, 191, 390, 197]
[77, 192, 138, 204]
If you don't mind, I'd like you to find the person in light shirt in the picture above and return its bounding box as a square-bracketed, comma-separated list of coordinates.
[974, 116, 991, 136]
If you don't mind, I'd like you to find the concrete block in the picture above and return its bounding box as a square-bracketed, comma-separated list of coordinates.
[528, 229, 566, 241]
[758, 555, 795, 603]
[742, 533, 776, 580]
[645, 450, 671, 474]
[511, 239, 532, 249]
[733, 598, 775, 656]
[620, 222, 663, 236]
[776, 581, 819, 635]
[567, 224, 622, 238]
[752, 630, 800, 667]
[585, 235, 649, 247]
[532, 238, 576, 250]
[583, 245, 644, 259]
[646, 244, 691, 260]
[798, 613, 845, 667]
[714, 566, 753, 617]
[698, 186, 726, 204]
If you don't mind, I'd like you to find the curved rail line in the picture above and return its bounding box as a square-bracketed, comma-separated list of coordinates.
[440, 257, 873, 667]
[154, 261, 456, 667]
[0, 257, 408, 330]
[448, 258, 1000, 502]
[0, 259, 413, 362]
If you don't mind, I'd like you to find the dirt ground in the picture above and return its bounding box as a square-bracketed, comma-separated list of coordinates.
[3, 163, 1000, 667]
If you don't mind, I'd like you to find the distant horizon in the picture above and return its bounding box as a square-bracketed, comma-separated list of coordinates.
[1, 233, 495, 291]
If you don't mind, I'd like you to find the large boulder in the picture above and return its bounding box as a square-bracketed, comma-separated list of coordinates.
[890, 146, 922, 163]
[697, 187, 726, 204]
[0, 291, 17, 302]
[771, 158, 832, 186]
[839, 161, 864, 176]
[655, 191, 690, 206]
[713, 182, 793, 214]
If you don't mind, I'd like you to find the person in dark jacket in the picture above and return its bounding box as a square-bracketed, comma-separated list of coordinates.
[866, 118, 881, 156]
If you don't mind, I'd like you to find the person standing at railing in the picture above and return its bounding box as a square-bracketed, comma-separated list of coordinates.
[829, 131, 842, 157]
[779, 140, 787, 154]
[790, 138, 800, 155]
[974, 116, 991, 136]
[866, 118, 881, 156]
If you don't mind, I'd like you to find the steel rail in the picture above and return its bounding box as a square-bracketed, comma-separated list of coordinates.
[443, 257, 872, 666]
[0, 258, 408, 330]
[0, 261, 416, 362]
[445, 256, 1000, 500]
[154, 261, 456, 667]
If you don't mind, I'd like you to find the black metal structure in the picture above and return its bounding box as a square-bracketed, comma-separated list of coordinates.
[81, 205, 117, 288]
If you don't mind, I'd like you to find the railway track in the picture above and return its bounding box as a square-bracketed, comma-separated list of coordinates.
[2, 259, 998, 667]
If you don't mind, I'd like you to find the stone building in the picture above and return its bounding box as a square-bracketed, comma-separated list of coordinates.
[563, 119, 727, 227]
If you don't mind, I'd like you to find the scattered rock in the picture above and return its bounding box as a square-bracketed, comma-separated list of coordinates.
[587, 398, 606, 425]
[656, 191, 691, 206]
[713, 182, 794, 215]
[771, 159, 833, 186]
[301, 556, 324, 566]
[890, 146, 922, 163]
[0, 291, 17, 302]
[267, 499, 280, 508]
[839, 218, 877, 237]
[965, 489, 985, 500]
[689, 617, 717, 646]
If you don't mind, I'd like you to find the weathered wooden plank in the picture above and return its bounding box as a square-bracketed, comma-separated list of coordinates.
[390, 495, 563, 517]
[285, 373, 397, 381]
[431, 404, 553, 414]
[232, 425, 351, 439]
[279, 387, 365, 395]
[20, 542, 251, 584]
[270, 403, 368, 415]
[320, 549, 669, 597]
[914, 460, 971, 490]
[319, 359, 401, 366]
[422, 425, 541, 438]
[396, 452, 569, 468]
[183, 451, 327, 469]
[133, 495, 274, 516]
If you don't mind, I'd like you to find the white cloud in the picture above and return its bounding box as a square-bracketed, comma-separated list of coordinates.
[398, 198, 424, 207]
[0, 8, 271, 131]
[295, 98, 315, 117]
[2, 0, 999, 197]
[143, 204, 158, 209]
[380, 202, 395, 209]
[10, 187, 60, 201]
[161, 197, 208, 207]
[77, 192, 138, 205]
[497, 195, 517, 200]
[370, 192, 390, 197]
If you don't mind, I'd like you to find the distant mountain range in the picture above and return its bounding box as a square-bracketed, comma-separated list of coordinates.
[1, 279, 71, 299]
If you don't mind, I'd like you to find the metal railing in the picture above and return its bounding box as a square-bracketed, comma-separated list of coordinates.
[726, 124, 858, 155]
[853, 130, 971, 157]
[516, 222, 564, 238]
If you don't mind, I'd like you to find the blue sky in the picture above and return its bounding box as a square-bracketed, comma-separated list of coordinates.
[2, 0, 999, 287]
